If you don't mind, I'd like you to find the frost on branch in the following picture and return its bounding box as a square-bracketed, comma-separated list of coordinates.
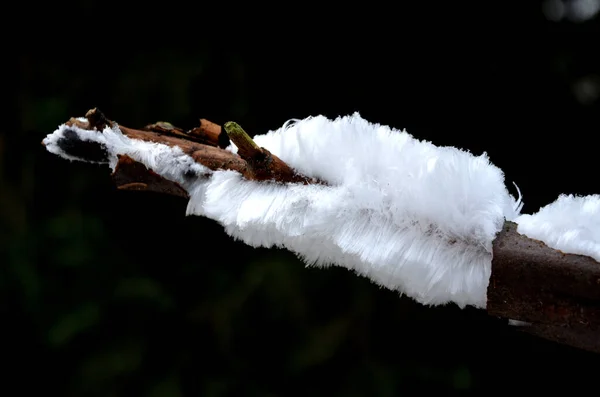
[190, 116, 528, 310]
[515, 194, 600, 262]
[43, 109, 523, 309]
[42, 108, 600, 354]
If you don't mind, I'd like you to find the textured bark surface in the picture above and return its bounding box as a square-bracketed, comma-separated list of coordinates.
[488, 222, 600, 353]
[112, 155, 189, 198]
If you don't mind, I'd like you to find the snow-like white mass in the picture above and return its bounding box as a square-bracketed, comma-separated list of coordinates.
[43, 113, 596, 309]
[515, 194, 600, 262]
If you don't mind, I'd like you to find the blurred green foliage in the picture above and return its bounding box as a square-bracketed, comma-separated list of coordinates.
[3, 2, 600, 395]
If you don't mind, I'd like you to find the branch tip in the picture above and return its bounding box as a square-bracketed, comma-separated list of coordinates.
[188, 119, 228, 148]
[224, 121, 263, 159]
[85, 107, 110, 130]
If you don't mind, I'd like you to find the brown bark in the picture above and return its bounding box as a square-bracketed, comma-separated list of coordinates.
[112, 155, 189, 198]
[488, 221, 600, 353]
[45, 108, 600, 354]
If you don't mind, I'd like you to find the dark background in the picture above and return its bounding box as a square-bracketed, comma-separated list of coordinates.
[3, 1, 600, 394]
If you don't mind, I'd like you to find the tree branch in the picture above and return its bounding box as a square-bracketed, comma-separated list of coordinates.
[43, 109, 600, 354]
[488, 221, 600, 353]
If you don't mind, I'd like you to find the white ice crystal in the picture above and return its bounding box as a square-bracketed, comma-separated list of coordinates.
[515, 194, 600, 262]
[43, 113, 597, 310]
